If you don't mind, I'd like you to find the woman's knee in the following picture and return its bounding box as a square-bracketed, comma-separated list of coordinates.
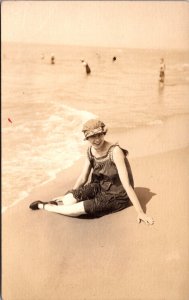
[63, 193, 77, 205]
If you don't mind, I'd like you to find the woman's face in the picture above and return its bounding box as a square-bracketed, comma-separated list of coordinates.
[87, 133, 105, 149]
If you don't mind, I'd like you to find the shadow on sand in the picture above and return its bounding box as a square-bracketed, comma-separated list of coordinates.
[78, 187, 156, 219]
[134, 187, 156, 213]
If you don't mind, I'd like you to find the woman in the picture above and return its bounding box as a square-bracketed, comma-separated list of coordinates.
[29, 119, 154, 225]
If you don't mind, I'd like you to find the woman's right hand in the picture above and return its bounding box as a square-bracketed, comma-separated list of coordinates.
[137, 212, 154, 225]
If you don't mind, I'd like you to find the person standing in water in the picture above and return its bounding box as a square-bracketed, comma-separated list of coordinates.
[81, 59, 91, 75]
[159, 58, 166, 85]
[51, 54, 55, 65]
[29, 119, 154, 225]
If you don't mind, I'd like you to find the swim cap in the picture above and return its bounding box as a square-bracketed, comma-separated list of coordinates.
[82, 119, 107, 140]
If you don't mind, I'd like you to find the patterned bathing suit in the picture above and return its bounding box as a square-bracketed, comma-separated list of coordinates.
[72, 144, 134, 217]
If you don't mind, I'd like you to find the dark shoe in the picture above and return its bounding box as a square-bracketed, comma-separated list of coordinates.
[29, 200, 58, 210]
[29, 200, 46, 210]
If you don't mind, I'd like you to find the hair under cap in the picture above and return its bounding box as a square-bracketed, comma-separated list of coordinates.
[82, 119, 107, 139]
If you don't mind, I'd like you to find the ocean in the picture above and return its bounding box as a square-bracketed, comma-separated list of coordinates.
[2, 42, 189, 212]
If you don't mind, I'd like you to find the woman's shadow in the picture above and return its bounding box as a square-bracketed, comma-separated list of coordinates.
[79, 187, 156, 219]
[134, 187, 156, 213]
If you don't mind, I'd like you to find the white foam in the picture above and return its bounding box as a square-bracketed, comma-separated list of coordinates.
[19, 191, 30, 199]
[2, 102, 98, 214]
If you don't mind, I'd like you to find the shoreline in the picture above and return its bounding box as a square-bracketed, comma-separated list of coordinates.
[2, 112, 189, 214]
[2, 144, 189, 216]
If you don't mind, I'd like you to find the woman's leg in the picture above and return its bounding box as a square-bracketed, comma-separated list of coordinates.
[30, 184, 100, 216]
[52, 193, 77, 205]
[53, 183, 100, 206]
[39, 201, 87, 217]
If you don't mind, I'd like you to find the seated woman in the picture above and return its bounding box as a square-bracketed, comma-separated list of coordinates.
[29, 119, 154, 225]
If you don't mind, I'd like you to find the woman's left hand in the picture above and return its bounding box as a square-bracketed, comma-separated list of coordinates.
[137, 212, 154, 225]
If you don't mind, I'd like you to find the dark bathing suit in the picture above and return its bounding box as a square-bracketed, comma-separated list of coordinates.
[71, 144, 134, 217]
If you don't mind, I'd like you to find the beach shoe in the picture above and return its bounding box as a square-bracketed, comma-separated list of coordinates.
[29, 200, 46, 210]
[29, 200, 58, 210]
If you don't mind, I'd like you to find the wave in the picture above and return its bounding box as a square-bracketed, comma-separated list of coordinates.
[2, 103, 97, 213]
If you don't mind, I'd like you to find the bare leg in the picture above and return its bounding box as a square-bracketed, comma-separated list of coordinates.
[39, 201, 86, 217]
[52, 193, 77, 205]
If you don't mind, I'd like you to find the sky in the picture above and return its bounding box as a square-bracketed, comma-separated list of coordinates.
[1, 1, 189, 49]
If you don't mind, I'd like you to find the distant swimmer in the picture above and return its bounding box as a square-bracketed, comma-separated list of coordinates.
[112, 56, 117, 62]
[159, 58, 165, 85]
[51, 54, 55, 65]
[81, 59, 91, 75]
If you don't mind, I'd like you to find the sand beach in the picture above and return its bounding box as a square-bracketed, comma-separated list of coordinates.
[2, 120, 189, 299]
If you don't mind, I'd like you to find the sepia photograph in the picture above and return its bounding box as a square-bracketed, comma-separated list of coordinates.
[1, 1, 189, 299]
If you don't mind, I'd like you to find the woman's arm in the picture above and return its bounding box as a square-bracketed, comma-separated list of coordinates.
[73, 157, 92, 189]
[113, 146, 154, 225]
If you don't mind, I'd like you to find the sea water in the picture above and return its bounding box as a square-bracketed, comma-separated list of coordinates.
[2, 42, 189, 211]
